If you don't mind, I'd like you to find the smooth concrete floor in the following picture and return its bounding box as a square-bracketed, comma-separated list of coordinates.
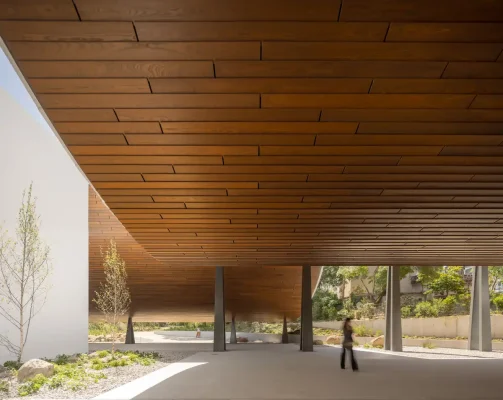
[134, 343, 503, 400]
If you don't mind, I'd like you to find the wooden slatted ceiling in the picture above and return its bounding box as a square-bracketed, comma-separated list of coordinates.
[89, 187, 321, 322]
[2, 0, 503, 266]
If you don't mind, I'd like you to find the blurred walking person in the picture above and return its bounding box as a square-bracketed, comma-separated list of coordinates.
[341, 318, 359, 371]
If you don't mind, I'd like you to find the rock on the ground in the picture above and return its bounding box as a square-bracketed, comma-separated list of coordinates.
[326, 335, 341, 345]
[314, 339, 324, 345]
[17, 359, 54, 382]
[371, 335, 385, 347]
[237, 337, 249, 343]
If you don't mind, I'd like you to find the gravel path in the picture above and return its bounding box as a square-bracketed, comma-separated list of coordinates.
[1, 351, 195, 400]
[358, 345, 503, 359]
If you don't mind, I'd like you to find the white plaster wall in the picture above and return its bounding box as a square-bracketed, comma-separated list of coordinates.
[0, 86, 89, 363]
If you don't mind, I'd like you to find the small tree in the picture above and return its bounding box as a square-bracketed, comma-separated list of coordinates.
[0, 184, 52, 362]
[93, 240, 131, 354]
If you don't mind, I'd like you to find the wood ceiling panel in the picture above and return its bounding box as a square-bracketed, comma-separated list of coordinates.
[135, 22, 388, 42]
[126, 133, 316, 146]
[339, 0, 503, 22]
[149, 78, 372, 94]
[262, 43, 502, 62]
[386, 23, 503, 42]
[216, 61, 447, 78]
[19, 61, 214, 78]
[29, 78, 151, 94]
[0, 0, 79, 20]
[55, 122, 162, 133]
[0, 21, 136, 41]
[7, 1, 503, 274]
[370, 79, 503, 94]
[262, 94, 474, 109]
[74, 0, 342, 21]
[9, 42, 260, 61]
[117, 109, 321, 122]
[160, 122, 357, 134]
[38, 94, 260, 109]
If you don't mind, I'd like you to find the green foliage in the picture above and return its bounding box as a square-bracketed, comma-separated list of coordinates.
[418, 266, 467, 298]
[89, 322, 124, 336]
[352, 325, 375, 337]
[492, 294, 503, 312]
[415, 301, 439, 318]
[312, 288, 342, 321]
[18, 374, 48, 396]
[318, 266, 343, 290]
[438, 295, 457, 316]
[313, 328, 342, 336]
[489, 266, 503, 293]
[422, 341, 436, 349]
[354, 301, 376, 320]
[97, 350, 110, 358]
[401, 306, 413, 318]
[54, 354, 71, 365]
[0, 380, 9, 394]
[3, 360, 22, 370]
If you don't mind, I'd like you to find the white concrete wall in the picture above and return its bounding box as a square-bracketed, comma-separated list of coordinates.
[314, 315, 503, 339]
[0, 55, 89, 363]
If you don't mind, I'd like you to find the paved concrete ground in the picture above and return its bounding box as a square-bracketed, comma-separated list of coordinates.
[134, 344, 503, 400]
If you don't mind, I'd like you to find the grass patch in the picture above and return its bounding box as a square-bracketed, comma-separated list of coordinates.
[352, 325, 375, 337]
[0, 380, 9, 394]
[422, 341, 436, 349]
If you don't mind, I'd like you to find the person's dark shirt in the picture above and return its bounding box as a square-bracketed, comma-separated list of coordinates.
[343, 325, 353, 343]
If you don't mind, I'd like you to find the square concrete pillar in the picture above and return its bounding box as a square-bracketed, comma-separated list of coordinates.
[385, 266, 402, 352]
[301, 265, 313, 352]
[230, 315, 237, 344]
[125, 316, 135, 344]
[469, 266, 492, 351]
[214, 266, 226, 352]
[282, 315, 289, 344]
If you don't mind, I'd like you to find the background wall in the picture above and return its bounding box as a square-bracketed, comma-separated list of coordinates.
[0, 61, 89, 362]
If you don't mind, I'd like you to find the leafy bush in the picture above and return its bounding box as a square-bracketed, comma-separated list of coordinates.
[54, 354, 71, 365]
[414, 301, 439, 318]
[492, 294, 503, 312]
[438, 295, 457, 316]
[3, 360, 22, 370]
[312, 288, 342, 321]
[422, 341, 436, 349]
[0, 381, 9, 394]
[97, 350, 110, 358]
[354, 301, 376, 320]
[18, 374, 48, 396]
[401, 306, 412, 318]
[352, 325, 375, 337]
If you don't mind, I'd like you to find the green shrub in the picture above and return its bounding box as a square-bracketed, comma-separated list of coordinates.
[492, 294, 503, 312]
[414, 301, 439, 318]
[3, 360, 22, 370]
[438, 295, 457, 316]
[352, 325, 374, 337]
[401, 306, 412, 318]
[97, 350, 110, 358]
[0, 381, 9, 394]
[354, 301, 376, 320]
[54, 354, 71, 365]
[423, 341, 436, 349]
[18, 374, 48, 397]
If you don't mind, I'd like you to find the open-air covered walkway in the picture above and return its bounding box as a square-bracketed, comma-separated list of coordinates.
[97, 343, 503, 400]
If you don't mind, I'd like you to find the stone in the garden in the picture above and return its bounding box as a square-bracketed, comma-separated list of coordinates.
[237, 337, 248, 343]
[314, 339, 324, 345]
[371, 335, 385, 347]
[17, 359, 54, 382]
[326, 335, 342, 345]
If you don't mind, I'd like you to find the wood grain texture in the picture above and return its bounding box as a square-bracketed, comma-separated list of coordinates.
[6, 0, 503, 269]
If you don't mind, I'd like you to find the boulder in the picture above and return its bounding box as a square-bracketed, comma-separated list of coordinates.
[326, 335, 341, 345]
[371, 335, 385, 347]
[237, 337, 248, 343]
[313, 339, 324, 346]
[17, 359, 54, 383]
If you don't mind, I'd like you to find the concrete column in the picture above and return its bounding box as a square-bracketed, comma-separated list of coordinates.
[301, 265, 313, 352]
[384, 266, 402, 352]
[282, 315, 289, 344]
[214, 266, 226, 352]
[230, 315, 237, 344]
[390, 265, 403, 352]
[469, 266, 492, 351]
[384, 266, 392, 351]
[125, 316, 135, 344]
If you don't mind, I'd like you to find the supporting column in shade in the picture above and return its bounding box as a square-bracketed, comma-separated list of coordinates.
[214, 266, 226, 352]
[230, 315, 237, 344]
[300, 265, 313, 352]
[385, 266, 402, 352]
[125, 316, 135, 344]
[282, 315, 289, 344]
[469, 266, 492, 352]
[384, 267, 392, 351]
